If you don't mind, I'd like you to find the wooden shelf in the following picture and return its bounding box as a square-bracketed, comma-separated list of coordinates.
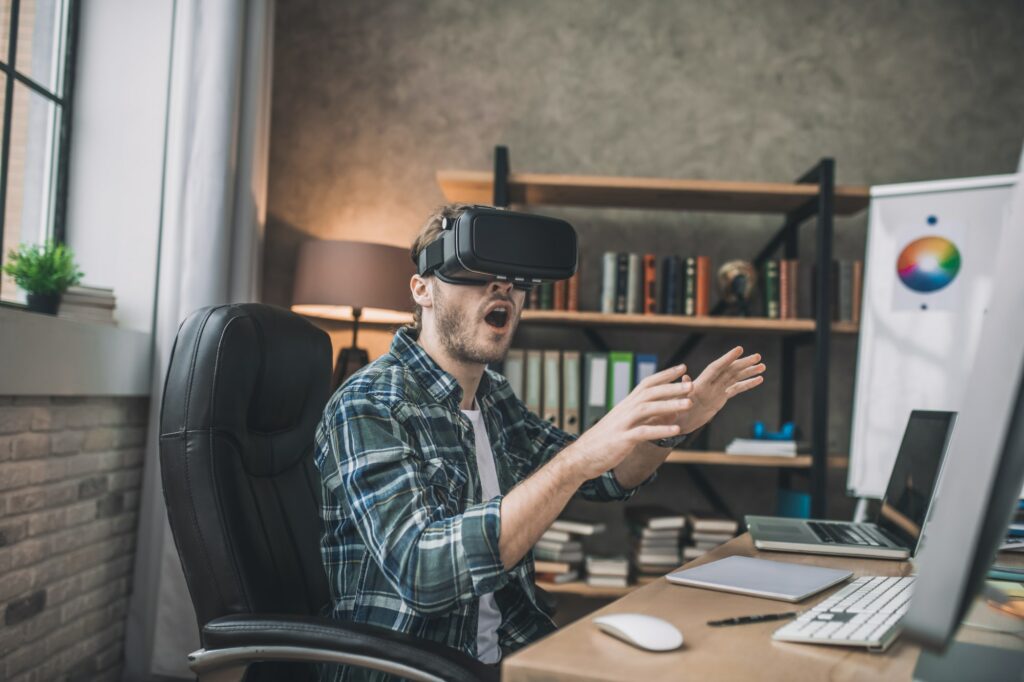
[438, 170, 870, 216]
[537, 576, 660, 598]
[520, 310, 859, 336]
[667, 451, 849, 469]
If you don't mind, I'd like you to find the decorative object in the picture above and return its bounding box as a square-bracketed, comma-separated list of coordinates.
[716, 259, 757, 316]
[2, 241, 83, 314]
[292, 240, 415, 388]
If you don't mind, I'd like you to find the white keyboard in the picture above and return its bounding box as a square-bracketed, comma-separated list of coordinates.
[772, 575, 915, 652]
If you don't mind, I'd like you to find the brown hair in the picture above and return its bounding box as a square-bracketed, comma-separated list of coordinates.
[408, 203, 473, 333]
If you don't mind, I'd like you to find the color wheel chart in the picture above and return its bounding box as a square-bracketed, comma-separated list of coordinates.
[897, 230, 961, 294]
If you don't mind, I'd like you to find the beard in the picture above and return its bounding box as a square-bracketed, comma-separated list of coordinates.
[433, 285, 517, 365]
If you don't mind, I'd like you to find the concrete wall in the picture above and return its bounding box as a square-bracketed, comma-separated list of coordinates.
[264, 0, 1024, 521]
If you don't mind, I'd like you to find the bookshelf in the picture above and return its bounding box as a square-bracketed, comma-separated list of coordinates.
[439, 146, 868, 520]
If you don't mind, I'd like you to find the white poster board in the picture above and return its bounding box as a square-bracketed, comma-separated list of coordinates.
[847, 174, 1017, 499]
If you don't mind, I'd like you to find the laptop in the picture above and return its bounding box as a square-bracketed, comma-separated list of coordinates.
[746, 410, 956, 560]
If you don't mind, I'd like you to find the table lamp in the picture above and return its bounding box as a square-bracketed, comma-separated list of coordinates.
[292, 240, 415, 387]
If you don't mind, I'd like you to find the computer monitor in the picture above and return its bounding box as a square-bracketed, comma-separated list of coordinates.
[902, 163, 1024, 655]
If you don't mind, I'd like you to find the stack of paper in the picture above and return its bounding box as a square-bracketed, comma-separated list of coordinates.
[725, 438, 798, 457]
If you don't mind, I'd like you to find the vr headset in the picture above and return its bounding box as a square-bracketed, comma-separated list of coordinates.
[416, 206, 578, 289]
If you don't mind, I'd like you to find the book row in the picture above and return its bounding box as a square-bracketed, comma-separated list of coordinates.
[764, 258, 863, 323]
[501, 349, 658, 434]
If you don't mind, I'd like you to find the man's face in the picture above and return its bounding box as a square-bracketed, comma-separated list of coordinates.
[430, 278, 525, 365]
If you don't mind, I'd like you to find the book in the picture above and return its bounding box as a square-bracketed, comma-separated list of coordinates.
[553, 279, 567, 311]
[535, 560, 576, 574]
[539, 282, 554, 310]
[851, 260, 864, 325]
[585, 555, 630, 577]
[683, 256, 696, 316]
[525, 351, 543, 416]
[527, 286, 540, 310]
[541, 529, 572, 543]
[636, 552, 681, 566]
[582, 353, 609, 431]
[691, 531, 735, 544]
[601, 252, 617, 313]
[626, 505, 687, 531]
[661, 255, 683, 315]
[687, 510, 739, 535]
[637, 527, 684, 540]
[838, 259, 854, 321]
[535, 546, 584, 563]
[542, 350, 561, 427]
[503, 349, 525, 401]
[536, 570, 580, 584]
[764, 260, 779, 319]
[725, 438, 798, 456]
[607, 351, 634, 409]
[682, 546, 707, 560]
[550, 519, 607, 536]
[785, 260, 799, 320]
[535, 539, 583, 553]
[586, 575, 630, 588]
[626, 253, 642, 314]
[561, 350, 581, 435]
[614, 253, 629, 313]
[695, 255, 711, 316]
[567, 271, 580, 312]
[643, 254, 657, 314]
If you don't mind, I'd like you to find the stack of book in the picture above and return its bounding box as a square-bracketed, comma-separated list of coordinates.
[584, 555, 631, 588]
[534, 519, 606, 584]
[683, 510, 739, 560]
[724, 438, 800, 457]
[58, 285, 117, 325]
[600, 251, 711, 317]
[626, 505, 687, 577]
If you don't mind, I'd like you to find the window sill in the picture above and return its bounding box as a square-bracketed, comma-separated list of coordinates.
[0, 306, 151, 396]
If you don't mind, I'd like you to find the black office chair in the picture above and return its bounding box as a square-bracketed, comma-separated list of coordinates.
[159, 303, 498, 682]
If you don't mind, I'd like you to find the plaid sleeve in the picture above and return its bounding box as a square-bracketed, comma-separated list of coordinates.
[320, 392, 509, 615]
[518, 401, 655, 501]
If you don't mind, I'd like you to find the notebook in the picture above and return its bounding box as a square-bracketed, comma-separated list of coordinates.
[666, 555, 852, 602]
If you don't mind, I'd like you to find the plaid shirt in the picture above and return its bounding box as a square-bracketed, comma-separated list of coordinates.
[314, 327, 648, 681]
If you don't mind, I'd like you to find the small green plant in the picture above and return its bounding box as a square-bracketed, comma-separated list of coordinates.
[2, 241, 83, 295]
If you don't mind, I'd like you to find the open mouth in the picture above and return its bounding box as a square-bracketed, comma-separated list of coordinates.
[483, 302, 511, 329]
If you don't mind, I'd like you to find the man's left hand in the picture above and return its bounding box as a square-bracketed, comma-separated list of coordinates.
[674, 347, 765, 435]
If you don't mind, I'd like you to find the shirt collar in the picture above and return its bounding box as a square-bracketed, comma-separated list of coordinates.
[390, 327, 496, 406]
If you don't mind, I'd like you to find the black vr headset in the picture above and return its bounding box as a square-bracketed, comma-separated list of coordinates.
[416, 206, 578, 289]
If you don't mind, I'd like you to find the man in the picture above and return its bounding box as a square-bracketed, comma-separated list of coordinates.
[314, 204, 765, 680]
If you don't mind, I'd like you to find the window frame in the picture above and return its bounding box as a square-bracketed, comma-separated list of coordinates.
[0, 0, 80, 308]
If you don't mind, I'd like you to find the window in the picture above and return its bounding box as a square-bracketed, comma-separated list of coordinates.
[0, 0, 77, 304]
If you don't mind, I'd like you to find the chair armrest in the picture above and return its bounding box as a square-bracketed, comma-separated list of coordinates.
[196, 614, 498, 682]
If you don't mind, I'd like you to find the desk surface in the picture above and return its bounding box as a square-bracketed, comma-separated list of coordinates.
[503, 534, 1024, 682]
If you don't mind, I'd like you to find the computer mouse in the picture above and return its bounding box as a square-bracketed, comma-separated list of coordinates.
[593, 613, 684, 652]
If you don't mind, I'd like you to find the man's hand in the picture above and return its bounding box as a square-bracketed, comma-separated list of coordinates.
[674, 346, 765, 435]
[564, 363, 692, 480]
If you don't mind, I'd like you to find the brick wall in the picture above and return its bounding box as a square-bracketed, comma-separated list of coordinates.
[0, 396, 148, 682]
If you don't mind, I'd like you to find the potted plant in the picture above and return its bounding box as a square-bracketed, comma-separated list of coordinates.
[2, 241, 83, 314]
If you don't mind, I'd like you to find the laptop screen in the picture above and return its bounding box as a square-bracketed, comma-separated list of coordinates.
[877, 410, 956, 551]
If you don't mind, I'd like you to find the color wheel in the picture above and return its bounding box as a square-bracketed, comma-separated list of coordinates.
[897, 236, 961, 293]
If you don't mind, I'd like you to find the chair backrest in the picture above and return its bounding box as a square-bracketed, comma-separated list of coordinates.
[159, 304, 334, 629]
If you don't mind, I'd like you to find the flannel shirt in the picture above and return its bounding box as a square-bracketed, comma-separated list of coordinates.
[314, 327, 650, 681]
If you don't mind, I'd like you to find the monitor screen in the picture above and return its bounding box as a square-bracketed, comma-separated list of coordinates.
[876, 411, 955, 551]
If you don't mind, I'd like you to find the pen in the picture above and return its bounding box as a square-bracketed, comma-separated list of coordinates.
[707, 611, 799, 627]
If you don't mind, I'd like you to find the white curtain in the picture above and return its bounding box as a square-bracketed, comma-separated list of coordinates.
[124, 0, 275, 678]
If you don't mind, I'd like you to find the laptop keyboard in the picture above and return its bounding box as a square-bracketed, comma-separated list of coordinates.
[807, 521, 889, 547]
[773, 576, 914, 651]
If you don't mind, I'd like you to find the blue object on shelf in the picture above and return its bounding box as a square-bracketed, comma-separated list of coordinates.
[777, 489, 811, 518]
[753, 421, 796, 440]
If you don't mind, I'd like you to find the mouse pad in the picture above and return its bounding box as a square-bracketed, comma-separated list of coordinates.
[666, 555, 852, 602]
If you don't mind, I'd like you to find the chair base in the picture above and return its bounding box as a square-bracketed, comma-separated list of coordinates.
[189, 645, 448, 682]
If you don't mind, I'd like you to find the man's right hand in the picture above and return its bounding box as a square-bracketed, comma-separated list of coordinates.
[563, 363, 694, 480]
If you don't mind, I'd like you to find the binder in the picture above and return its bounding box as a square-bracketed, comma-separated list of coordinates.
[504, 349, 525, 401]
[542, 350, 562, 428]
[582, 352, 609, 430]
[635, 354, 658, 384]
[607, 351, 635, 409]
[525, 350, 543, 416]
[562, 351, 581, 435]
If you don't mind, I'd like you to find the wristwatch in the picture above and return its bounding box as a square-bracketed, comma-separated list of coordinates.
[652, 425, 704, 450]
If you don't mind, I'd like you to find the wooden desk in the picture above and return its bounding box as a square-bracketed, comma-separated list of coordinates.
[503, 534, 1024, 681]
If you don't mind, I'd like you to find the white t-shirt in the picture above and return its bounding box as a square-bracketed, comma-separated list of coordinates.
[461, 406, 503, 664]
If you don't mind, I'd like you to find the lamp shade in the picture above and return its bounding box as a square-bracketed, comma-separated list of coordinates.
[291, 240, 415, 322]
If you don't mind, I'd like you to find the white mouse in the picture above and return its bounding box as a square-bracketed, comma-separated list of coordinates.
[593, 613, 684, 651]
